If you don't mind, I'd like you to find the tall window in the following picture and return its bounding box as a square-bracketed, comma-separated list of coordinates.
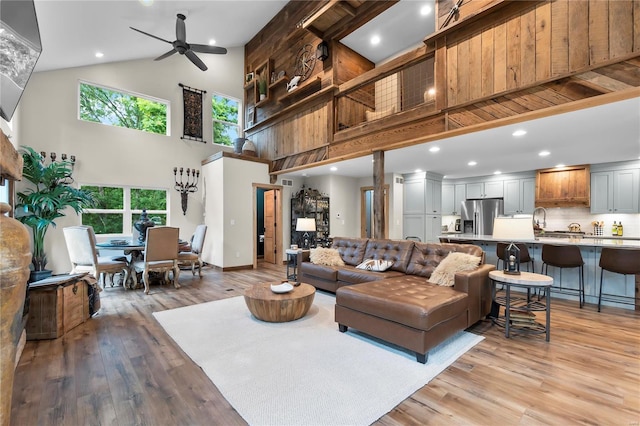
[212, 93, 240, 146]
[79, 81, 169, 135]
[81, 185, 168, 235]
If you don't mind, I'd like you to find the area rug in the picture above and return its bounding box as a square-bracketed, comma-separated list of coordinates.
[153, 292, 483, 426]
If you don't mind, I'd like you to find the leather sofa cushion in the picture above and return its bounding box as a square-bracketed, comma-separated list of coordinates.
[362, 239, 414, 273]
[336, 276, 468, 331]
[406, 242, 484, 278]
[337, 266, 405, 284]
[331, 237, 369, 266]
[300, 262, 338, 281]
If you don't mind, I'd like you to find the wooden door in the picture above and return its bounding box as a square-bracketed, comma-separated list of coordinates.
[263, 190, 276, 264]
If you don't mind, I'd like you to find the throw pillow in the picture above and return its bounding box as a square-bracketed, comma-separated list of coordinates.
[429, 252, 482, 287]
[365, 105, 396, 121]
[356, 258, 394, 272]
[309, 247, 345, 266]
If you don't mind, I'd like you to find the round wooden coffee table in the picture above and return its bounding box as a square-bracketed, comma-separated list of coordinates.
[244, 282, 315, 322]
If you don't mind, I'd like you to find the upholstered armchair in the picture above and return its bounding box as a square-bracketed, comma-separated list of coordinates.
[63, 226, 129, 288]
[132, 226, 180, 295]
[178, 224, 207, 277]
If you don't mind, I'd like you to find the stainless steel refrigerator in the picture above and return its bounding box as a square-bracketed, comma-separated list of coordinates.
[461, 198, 504, 235]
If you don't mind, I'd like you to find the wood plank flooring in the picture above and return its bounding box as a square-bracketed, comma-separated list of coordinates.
[11, 262, 640, 425]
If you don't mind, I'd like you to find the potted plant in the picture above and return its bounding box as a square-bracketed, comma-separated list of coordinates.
[258, 73, 267, 101]
[15, 146, 95, 281]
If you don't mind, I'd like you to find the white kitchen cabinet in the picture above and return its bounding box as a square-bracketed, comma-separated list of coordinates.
[591, 169, 640, 214]
[426, 215, 442, 243]
[466, 181, 503, 199]
[504, 178, 535, 215]
[426, 178, 442, 214]
[403, 179, 425, 214]
[403, 214, 425, 241]
[442, 183, 466, 215]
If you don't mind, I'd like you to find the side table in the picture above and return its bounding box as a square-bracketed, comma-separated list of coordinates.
[489, 270, 553, 341]
[285, 249, 309, 282]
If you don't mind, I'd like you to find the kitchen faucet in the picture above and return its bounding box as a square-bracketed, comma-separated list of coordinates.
[533, 207, 547, 229]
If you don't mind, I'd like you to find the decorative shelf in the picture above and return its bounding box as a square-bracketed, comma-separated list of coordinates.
[269, 75, 289, 89]
[278, 76, 322, 102]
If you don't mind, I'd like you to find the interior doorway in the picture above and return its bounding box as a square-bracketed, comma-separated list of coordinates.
[360, 185, 389, 239]
[253, 184, 283, 268]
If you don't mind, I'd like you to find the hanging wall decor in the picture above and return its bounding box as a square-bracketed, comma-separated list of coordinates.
[180, 83, 206, 142]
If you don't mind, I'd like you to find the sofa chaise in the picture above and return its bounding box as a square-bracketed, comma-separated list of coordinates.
[299, 237, 495, 363]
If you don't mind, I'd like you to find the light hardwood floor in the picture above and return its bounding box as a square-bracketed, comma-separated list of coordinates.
[11, 263, 640, 425]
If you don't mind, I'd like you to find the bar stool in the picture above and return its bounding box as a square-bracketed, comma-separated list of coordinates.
[496, 242, 535, 272]
[598, 247, 640, 312]
[541, 244, 585, 308]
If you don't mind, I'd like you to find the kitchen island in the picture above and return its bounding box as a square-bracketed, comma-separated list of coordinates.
[442, 234, 640, 310]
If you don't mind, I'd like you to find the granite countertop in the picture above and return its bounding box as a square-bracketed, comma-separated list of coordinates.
[443, 233, 640, 249]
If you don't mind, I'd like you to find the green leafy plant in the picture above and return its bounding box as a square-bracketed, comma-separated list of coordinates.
[258, 73, 268, 96]
[16, 146, 96, 271]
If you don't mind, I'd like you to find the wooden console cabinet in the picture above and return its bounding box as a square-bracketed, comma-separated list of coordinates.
[26, 274, 92, 340]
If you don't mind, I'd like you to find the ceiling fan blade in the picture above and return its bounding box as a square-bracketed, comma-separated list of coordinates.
[130, 26, 172, 44]
[155, 49, 177, 61]
[176, 13, 186, 43]
[185, 50, 208, 71]
[190, 44, 228, 55]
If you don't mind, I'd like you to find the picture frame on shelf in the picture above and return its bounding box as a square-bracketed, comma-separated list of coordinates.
[247, 105, 255, 127]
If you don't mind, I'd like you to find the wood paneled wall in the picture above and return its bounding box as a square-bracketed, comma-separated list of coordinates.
[444, 0, 640, 108]
[244, 0, 639, 175]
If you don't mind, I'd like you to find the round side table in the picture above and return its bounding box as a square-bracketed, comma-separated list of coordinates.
[489, 270, 553, 341]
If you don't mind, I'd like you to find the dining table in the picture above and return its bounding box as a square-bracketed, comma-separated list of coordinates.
[96, 238, 190, 289]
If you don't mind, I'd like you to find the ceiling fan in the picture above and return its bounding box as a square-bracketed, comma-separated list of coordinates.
[130, 13, 227, 71]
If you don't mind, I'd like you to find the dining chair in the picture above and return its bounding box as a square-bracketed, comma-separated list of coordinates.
[131, 226, 180, 295]
[178, 224, 207, 277]
[63, 225, 129, 288]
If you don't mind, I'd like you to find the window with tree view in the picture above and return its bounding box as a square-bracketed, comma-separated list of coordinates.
[81, 185, 168, 235]
[212, 93, 240, 146]
[79, 82, 169, 135]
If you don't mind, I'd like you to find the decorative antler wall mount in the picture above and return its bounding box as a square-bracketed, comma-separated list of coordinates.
[173, 167, 199, 215]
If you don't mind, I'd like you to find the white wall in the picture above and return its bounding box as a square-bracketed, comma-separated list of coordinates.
[202, 156, 270, 268]
[15, 48, 245, 273]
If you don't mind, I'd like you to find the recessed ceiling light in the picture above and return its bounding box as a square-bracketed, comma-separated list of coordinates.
[420, 5, 432, 15]
[415, 168, 423, 173]
[330, 166, 338, 172]
[494, 171, 501, 175]
[555, 164, 566, 168]
[95, 52, 104, 58]
[512, 129, 527, 137]
[468, 161, 477, 166]
[302, 173, 308, 177]
[370, 35, 381, 45]
[209, 39, 216, 46]
[429, 146, 440, 153]
[139, 0, 153, 5]
[539, 151, 550, 157]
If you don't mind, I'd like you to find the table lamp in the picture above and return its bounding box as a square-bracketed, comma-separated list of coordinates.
[296, 218, 316, 249]
[493, 217, 534, 275]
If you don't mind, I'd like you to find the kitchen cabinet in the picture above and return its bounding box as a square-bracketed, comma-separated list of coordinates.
[591, 169, 640, 214]
[426, 178, 442, 214]
[466, 180, 503, 199]
[442, 183, 465, 215]
[403, 214, 425, 242]
[403, 179, 425, 215]
[426, 215, 442, 243]
[504, 178, 535, 215]
[535, 165, 590, 207]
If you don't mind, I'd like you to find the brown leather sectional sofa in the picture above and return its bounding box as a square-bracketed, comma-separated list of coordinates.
[299, 237, 495, 363]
